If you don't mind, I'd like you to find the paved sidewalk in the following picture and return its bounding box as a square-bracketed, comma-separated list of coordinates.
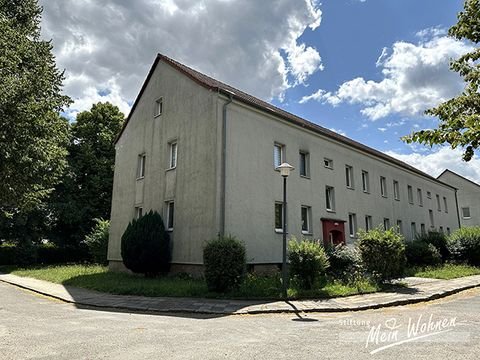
[1, 273, 480, 315]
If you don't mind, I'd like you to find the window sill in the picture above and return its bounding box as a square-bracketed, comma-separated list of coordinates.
[324, 166, 333, 170]
[154, 113, 162, 118]
[300, 175, 310, 179]
[275, 229, 284, 234]
[363, 190, 370, 194]
[394, 198, 400, 201]
[326, 209, 336, 213]
[136, 176, 145, 181]
[167, 228, 173, 232]
[166, 166, 176, 172]
[347, 186, 354, 190]
[301, 231, 313, 236]
[381, 195, 388, 198]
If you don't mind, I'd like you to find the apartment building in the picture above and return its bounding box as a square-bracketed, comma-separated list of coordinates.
[108, 54, 460, 273]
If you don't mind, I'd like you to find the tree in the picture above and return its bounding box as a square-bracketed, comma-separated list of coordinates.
[0, 0, 71, 212]
[49, 103, 124, 247]
[403, 0, 480, 161]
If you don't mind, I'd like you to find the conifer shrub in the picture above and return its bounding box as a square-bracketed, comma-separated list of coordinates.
[121, 211, 171, 276]
[203, 235, 246, 292]
[357, 226, 406, 282]
[288, 238, 329, 289]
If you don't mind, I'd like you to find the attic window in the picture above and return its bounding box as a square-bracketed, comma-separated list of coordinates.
[154, 98, 163, 117]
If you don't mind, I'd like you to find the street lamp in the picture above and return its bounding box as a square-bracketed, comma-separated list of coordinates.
[276, 162, 294, 299]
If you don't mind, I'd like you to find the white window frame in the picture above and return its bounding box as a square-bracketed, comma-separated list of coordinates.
[429, 209, 435, 228]
[134, 206, 143, 220]
[462, 207, 471, 219]
[137, 154, 146, 179]
[274, 143, 285, 169]
[166, 201, 175, 231]
[417, 188, 423, 207]
[420, 223, 426, 235]
[443, 197, 448, 213]
[396, 220, 403, 234]
[348, 213, 357, 238]
[380, 176, 387, 197]
[383, 218, 390, 230]
[436, 194, 441, 211]
[325, 186, 335, 212]
[275, 202, 284, 232]
[301, 206, 312, 234]
[362, 170, 369, 193]
[345, 165, 354, 189]
[365, 215, 372, 231]
[407, 185, 414, 204]
[324, 158, 333, 169]
[168, 141, 177, 169]
[154, 97, 163, 117]
[299, 151, 310, 178]
[393, 180, 400, 200]
[411, 222, 417, 239]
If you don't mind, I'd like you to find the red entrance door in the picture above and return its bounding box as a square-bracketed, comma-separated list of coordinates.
[321, 218, 346, 247]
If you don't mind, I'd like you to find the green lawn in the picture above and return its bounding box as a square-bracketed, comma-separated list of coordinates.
[3, 264, 380, 300]
[406, 263, 480, 280]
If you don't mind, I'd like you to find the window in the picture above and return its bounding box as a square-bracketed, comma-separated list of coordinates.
[365, 215, 372, 231]
[275, 202, 284, 231]
[348, 213, 357, 237]
[154, 98, 163, 117]
[393, 180, 400, 200]
[407, 185, 413, 204]
[345, 165, 354, 189]
[396, 220, 403, 234]
[462, 207, 471, 219]
[325, 186, 335, 212]
[427, 191, 432, 199]
[169, 141, 177, 169]
[137, 154, 146, 179]
[166, 201, 174, 231]
[411, 222, 417, 239]
[274, 143, 284, 168]
[439, 226, 444, 233]
[380, 176, 387, 197]
[324, 158, 333, 169]
[417, 188, 423, 207]
[362, 171, 369, 193]
[383, 218, 390, 230]
[420, 223, 426, 235]
[443, 197, 448, 213]
[436, 194, 441, 211]
[299, 151, 310, 177]
[301, 206, 311, 234]
[447, 227, 451, 236]
[429, 209, 434, 228]
[134, 206, 143, 219]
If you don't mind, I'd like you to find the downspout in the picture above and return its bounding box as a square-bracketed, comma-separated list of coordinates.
[220, 91, 234, 237]
[454, 189, 461, 229]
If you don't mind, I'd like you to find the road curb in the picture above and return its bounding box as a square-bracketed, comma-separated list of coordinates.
[1, 275, 479, 315]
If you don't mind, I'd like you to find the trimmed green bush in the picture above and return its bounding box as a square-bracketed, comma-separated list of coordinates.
[203, 235, 246, 292]
[358, 226, 406, 282]
[288, 238, 329, 290]
[326, 244, 363, 283]
[448, 226, 480, 266]
[405, 240, 442, 266]
[0, 243, 16, 265]
[415, 230, 449, 261]
[84, 219, 110, 265]
[121, 211, 171, 276]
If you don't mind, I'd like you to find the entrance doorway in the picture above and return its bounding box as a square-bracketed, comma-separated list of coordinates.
[321, 218, 346, 247]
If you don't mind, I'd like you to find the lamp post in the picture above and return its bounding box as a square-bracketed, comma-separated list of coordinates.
[276, 162, 294, 299]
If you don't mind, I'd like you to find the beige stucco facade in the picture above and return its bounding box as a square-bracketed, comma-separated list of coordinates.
[108, 55, 461, 271]
[437, 170, 480, 227]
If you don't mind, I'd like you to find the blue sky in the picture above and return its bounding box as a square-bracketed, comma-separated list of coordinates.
[40, 0, 480, 182]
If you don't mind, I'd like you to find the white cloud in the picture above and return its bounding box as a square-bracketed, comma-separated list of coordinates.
[385, 147, 480, 184]
[378, 127, 387, 132]
[40, 0, 323, 118]
[300, 31, 472, 120]
[328, 128, 347, 136]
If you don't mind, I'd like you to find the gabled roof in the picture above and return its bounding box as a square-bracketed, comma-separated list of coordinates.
[116, 53, 456, 189]
[437, 169, 480, 189]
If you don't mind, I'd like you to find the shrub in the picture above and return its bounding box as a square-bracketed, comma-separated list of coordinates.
[84, 219, 110, 265]
[326, 244, 363, 283]
[203, 235, 246, 292]
[121, 211, 171, 276]
[448, 227, 480, 266]
[405, 240, 442, 266]
[288, 238, 329, 290]
[0, 243, 16, 265]
[415, 230, 449, 261]
[357, 226, 406, 282]
[14, 240, 37, 265]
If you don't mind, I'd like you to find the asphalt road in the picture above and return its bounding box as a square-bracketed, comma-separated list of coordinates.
[1, 281, 479, 360]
